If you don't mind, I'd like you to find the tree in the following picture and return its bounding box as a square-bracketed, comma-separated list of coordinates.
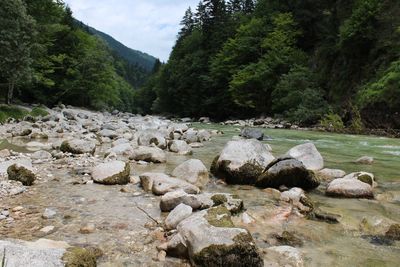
[0, 0, 36, 104]
[179, 7, 195, 38]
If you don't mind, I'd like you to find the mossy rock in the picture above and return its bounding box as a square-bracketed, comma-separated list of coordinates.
[216, 160, 264, 185]
[7, 164, 36, 186]
[205, 206, 234, 228]
[62, 247, 102, 267]
[211, 194, 228, 206]
[385, 224, 400, 240]
[357, 173, 373, 186]
[273, 231, 303, 247]
[60, 140, 96, 155]
[192, 232, 263, 267]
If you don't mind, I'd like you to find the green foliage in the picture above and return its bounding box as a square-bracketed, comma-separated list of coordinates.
[272, 65, 328, 125]
[0, 106, 29, 123]
[30, 106, 49, 117]
[320, 113, 345, 132]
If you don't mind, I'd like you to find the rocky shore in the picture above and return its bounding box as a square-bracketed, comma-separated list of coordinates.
[0, 106, 399, 266]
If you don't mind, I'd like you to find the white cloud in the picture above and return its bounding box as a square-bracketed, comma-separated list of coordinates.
[64, 0, 199, 61]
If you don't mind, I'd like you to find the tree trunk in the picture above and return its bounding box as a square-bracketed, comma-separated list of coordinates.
[7, 81, 14, 105]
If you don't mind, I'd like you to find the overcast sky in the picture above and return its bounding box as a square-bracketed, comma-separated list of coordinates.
[64, 0, 199, 61]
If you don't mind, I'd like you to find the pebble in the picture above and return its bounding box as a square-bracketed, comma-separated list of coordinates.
[157, 250, 166, 262]
[80, 223, 96, 234]
[12, 206, 24, 212]
[1, 210, 10, 216]
[39, 225, 55, 234]
[42, 208, 57, 219]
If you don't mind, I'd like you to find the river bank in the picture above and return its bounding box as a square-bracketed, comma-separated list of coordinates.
[0, 106, 399, 266]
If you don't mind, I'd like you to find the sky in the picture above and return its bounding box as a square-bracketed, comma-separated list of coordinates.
[64, 0, 199, 61]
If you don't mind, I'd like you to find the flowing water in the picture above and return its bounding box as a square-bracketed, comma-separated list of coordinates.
[1, 124, 400, 266]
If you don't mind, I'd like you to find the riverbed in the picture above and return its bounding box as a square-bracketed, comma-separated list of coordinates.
[1, 120, 399, 266]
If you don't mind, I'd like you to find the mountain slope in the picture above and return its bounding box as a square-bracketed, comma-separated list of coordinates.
[86, 25, 157, 71]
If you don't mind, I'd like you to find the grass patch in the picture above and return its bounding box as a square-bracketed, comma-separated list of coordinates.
[30, 106, 49, 117]
[0, 105, 49, 123]
[0, 105, 29, 123]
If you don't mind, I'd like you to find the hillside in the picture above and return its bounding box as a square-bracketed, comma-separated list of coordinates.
[87, 25, 157, 72]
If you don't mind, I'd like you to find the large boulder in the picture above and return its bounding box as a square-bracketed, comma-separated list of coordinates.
[285, 143, 324, 171]
[168, 140, 192, 155]
[240, 128, 264, 141]
[172, 159, 209, 189]
[326, 178, 373, 198]
[176, 206, 263, 267]
[343, 172, 375, 186]
[182, 129, 199, 144]
[60, 139, 96, 155]
[7, 164, 36, 186]
[130, 146, 166, 163]
[256, 157, 320, 190]
[211, 139, 275, 185]
[91, 161, 130, 185]
[140, 173, 200, 195]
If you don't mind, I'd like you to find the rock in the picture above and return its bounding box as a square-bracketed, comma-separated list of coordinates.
[326, 178, 373, 198]
[241, 212, 255, 224]
[131, 146, 166, 163]
[197, 130, 211, 142]
[60, 139, 96, 155]
[165, 203, 193, 230]
[160, 190, 202, 212]
[98, 129, 118, 139]
[196, 193, 244, 214]
[157, 250, 166, 262]
[355, 156, 374, 165]
[176, 206, 263, 267]
[164, 233, 189, 258]
[106, 143, 134, 158]
[30, 132, 49, 140]
[171, 159, 209, 189]
[265, 246, 304, 267]
[199, 117, 210, 123]
[39, 225, 56, 235]
[317, 168, 346, 181]
[285, 143, 324, 171]
[0, 239, 68, 267]
[343, 172, 375, 186]
[137, 130, 167, 149]
[211, 139, 275, 185]
[7, 164, 36, 186]
[0, 149, 11, 157]
[256, 158, 320, 190]
[12, 126, 32, 137]
[385, 224, 400, 240]
[189, 142, 204, 148]
[168, 140, 192, 155]
[42, 208, 57, 219]
[240, 127, 264, 141]
[31, 150, 52, 160]
[63, 110, 76, 120]
[79, 223, 96, 234]
[182, 129, 199, 144]
[0, 159, 32, 175]
[140, 173, 200, 195]
[91, 161, 130, 185]
[280, 187, 306, 203]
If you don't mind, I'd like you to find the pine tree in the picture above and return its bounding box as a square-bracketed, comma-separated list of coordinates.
[0, 0, 36, 104]
[179, 7, 195, 38]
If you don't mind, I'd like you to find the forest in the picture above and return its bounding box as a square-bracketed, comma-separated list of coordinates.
[0, 0, 155, 113]
[136, 0, 400, 129]
[1, 0, 399, 130]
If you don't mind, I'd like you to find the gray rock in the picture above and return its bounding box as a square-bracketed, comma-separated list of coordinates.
[0, 159, 32, 175]
[7, 164, 36, 186]
[0, 239, 68, 267]
[240, 127, 264, 141]
[42, 208, 57, 219]
[326, 178, 373, 198]
[355, 156, 374, 165]
[171, 159, 209, 189]
[317, 168, 346, 181]
[286, 143, 324, 171]
[197, 130, 211, 142]
[343, 172, 375, 186]
[165, 203, 193, 230]
[160, 190, 202, 212]
[176, 206, 263, 267]
[265, 246, 304, 267]
[211, 139, 275, 185]
[137, 130, 167, 149]
[62, 110, 76, 120]
[182, 129, 199, 144]
[256, 158, 320, 190]
[131, 146, 166, 163]
[60, 139, 96, 155]
[98, 129, 118, 139]
[140, 173, 200, 195]
[92, 161, 130, 185]
[106, 143, 134, 158]
[31, 150, 52, 160]
[168, 140, 192, 155]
